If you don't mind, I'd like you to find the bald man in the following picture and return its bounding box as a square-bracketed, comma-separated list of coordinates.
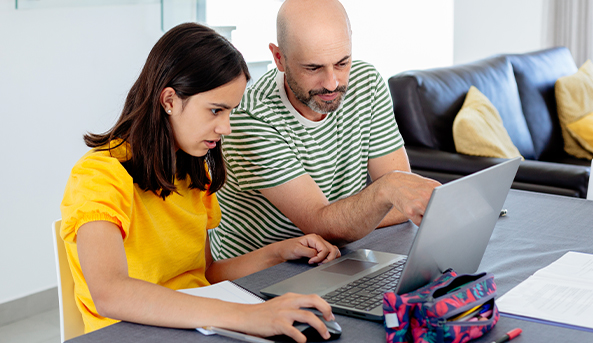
[209, 0, 440, 260]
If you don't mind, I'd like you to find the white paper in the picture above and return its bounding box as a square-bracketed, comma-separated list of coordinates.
[497, 251, 593, 329]
[178, 280, 264, 304]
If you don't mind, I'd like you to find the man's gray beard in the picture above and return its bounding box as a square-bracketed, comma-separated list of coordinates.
[304, 92, 346, 114]
[285, 69, 347, 115]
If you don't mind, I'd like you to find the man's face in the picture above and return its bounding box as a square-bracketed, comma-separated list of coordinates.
[281, 37, 352, 115]
[284, 59, 349, 114]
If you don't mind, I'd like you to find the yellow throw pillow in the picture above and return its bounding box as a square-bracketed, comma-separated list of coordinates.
[453, 86, 523, 159]
[567, 112, 593, 154]
[555, 60, 593, 159]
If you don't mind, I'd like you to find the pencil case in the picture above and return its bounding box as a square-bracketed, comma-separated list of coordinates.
[383, 270, 499, 343]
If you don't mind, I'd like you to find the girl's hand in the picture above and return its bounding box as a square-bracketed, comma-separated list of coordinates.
[235, 293, 334, 343]
[275, 234, 341, 264]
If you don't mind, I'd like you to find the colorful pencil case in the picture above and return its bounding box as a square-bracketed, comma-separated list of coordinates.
[383, 270, 499, 343]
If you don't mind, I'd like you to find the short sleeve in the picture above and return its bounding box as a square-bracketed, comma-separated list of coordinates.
[60, 150, 134, 243]
[368, 69, 404, 159]
[203, 190, 221, 229]
[223, 110, 306, 191]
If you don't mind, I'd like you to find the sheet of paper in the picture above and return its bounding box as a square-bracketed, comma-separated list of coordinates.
[178, 280, 264, 304]
[178, 281, 264, 335]
[534, 251, 593, 283]
[497, 251, 593, 329]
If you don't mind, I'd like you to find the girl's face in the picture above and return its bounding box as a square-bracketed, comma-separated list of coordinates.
[168, 75, 247, 157]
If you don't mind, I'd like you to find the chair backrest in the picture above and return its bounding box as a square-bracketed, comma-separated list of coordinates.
[52, 219, 85, 342]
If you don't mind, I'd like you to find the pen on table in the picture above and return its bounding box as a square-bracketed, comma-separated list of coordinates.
[490, 328, 522, 343]
[499, 209, 508, 217]
[203, 326, 275, 343]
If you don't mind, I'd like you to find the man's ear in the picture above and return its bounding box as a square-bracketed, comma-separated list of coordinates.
[160, 87, 177, 115]
[269, 43, 286, 72]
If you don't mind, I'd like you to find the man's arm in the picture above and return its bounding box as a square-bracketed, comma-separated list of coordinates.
[369, 147, 415, 228]
[259, 147, 440, 246]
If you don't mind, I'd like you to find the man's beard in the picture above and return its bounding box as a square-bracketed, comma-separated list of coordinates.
[285, 68, 348, 115]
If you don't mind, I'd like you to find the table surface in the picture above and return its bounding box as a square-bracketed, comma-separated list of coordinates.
[67, 190, 593, 342]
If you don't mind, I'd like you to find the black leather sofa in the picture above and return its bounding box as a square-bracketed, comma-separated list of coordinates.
[388, 47, 591, 198]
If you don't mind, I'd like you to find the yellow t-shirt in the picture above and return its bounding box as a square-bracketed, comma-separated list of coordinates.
[60, 143, 221, 333]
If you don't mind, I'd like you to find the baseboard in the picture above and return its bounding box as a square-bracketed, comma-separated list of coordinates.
[0, 287, 58, 327]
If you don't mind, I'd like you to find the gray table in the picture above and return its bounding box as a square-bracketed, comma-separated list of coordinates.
[68, 190, 593, 342]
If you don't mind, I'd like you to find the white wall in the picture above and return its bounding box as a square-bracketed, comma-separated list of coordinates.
[0, 1, 163, 304]
[206, 0, 281, 64]
[342, 0, 454, 78]
[208, 0, 454, 81]
[454, 0, 549, 65]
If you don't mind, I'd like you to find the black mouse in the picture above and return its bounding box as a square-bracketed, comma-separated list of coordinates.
[268, 314, 342, 342]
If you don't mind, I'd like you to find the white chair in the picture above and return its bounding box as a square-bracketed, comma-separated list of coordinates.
[588, 160, 593, 200]
[52, 219, 85, 342]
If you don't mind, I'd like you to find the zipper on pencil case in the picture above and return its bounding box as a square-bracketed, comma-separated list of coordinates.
[430, 273, 492, 299]
[429, 299, 498, 331]
[424, 273, 495, 306]
[426, 292, 497, 323]
[431, 309, 498, 343]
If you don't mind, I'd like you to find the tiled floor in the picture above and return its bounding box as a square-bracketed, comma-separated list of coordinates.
[0, 307, 60, 343]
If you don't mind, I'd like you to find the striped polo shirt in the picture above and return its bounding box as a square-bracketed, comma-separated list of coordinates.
[209, 60, 403, 260]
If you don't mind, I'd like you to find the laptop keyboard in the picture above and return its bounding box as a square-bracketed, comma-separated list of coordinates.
[321, 258, 407, 311]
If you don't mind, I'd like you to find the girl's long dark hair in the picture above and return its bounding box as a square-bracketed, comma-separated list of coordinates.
[84, 23, 250, 199]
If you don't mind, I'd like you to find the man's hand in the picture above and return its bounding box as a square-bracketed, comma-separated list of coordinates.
[380, 171, 441, 226]
[273, 234, 341, 264]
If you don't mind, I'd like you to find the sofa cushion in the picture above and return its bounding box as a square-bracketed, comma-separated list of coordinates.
[389, 56, 535, 159]
[507, 47, 578, 161]
[567, 112, 593, 154]
[555, 60, 593, 160]
[453, 86, 522, 159]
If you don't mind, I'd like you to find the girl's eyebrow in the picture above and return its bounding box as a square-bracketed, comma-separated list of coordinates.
[209, 102, 232, 109]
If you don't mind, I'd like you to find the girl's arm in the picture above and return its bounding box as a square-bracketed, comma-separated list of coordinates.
[204, 234, 341, 283]
[78, 220, 336, 342]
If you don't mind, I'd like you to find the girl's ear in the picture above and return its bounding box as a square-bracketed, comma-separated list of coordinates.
[160, 87, 177, 115]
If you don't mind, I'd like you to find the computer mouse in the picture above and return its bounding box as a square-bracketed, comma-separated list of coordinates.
[268, 314, 342, 342]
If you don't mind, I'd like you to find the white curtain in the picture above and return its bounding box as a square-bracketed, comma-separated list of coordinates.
[544, 0, 593, 67]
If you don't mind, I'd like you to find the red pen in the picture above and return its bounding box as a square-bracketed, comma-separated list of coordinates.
[490, 328, 522, 343]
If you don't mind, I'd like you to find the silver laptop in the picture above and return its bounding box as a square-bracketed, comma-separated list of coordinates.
[261, 157, 521, 321]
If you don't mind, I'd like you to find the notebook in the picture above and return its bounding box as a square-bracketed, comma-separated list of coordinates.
[260, 157, 521, 321]
[178, 281, 265, 336]
[178, 280, 264, 305]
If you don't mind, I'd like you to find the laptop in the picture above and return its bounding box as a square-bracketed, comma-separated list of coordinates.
[261, 157, 521, 321]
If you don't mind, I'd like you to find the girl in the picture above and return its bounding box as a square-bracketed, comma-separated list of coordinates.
[60, 22, 340, 342]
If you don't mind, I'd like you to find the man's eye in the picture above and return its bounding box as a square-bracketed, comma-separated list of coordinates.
[307, 67, 319, 72]
[211, 108, 222, 115]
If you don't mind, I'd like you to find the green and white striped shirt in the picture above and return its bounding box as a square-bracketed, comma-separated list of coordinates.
[209, 60, 403, 260]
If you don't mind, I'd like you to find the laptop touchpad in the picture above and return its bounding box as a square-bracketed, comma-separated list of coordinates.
[322, 259, 378, 276]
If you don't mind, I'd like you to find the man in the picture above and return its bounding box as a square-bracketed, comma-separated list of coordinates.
[209, 0, 440, 260]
